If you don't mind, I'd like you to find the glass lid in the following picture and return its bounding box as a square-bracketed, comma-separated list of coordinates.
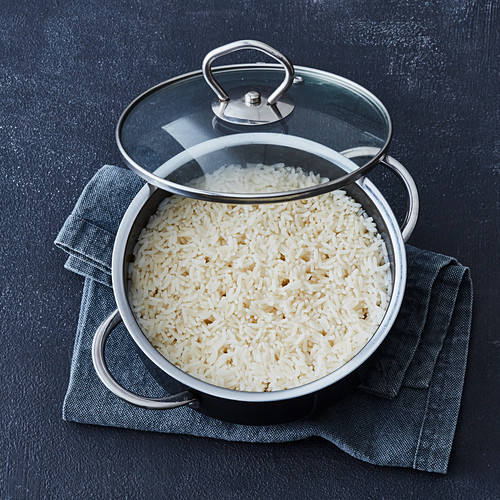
[117, 40, 392, 203]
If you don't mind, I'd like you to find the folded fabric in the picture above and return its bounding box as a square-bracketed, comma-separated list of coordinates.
[55, 165, 472, 474]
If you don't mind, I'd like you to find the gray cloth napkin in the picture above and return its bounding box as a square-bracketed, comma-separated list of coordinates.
[55, 165, 472, 474]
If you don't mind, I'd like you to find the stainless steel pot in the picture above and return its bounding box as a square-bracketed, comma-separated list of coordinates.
[92, 132, 418, 425]
[91, 40, 419, 424]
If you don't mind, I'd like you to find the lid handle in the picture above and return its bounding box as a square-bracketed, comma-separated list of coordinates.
[202, 40, 295, 106]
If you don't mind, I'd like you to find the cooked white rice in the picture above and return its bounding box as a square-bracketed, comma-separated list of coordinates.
[128, 164, 390, 392]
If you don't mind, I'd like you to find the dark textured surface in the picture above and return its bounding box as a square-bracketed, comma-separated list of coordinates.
[0, 0, 498, 498]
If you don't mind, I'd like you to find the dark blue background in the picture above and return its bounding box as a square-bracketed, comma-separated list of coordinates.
[1, 1, 498, 498]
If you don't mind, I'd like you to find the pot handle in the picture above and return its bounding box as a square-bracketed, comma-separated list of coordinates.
[92, 309, 199, 409]
[202, 39, 294, 106]
[341, 148, 419, 242]
[378, 155, 419, 242]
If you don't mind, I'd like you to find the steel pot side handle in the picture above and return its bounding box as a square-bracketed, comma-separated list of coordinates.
[92, 309, 198, 410]
[379, 155, 419, 242]
[341, 147, 419, 243]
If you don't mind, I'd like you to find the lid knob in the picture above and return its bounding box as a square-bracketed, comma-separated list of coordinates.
[203, 40, 295, 125]
[245, 91, 261, 105]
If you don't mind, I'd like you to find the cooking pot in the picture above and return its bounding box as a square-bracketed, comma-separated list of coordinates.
[92, 41, 419, 425]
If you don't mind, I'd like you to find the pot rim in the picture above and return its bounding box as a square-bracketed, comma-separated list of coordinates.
[112, 133, 406, 402]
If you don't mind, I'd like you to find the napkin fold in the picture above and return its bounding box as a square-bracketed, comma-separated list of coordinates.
[55, 165, 472, 473]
